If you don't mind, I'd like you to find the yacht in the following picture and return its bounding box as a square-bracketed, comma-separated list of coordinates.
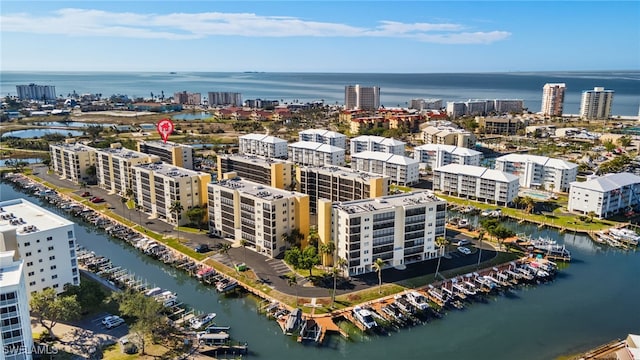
[190, 313, 217, 330]
[405, 291, 430, 311]
[353, 306, 377, 330]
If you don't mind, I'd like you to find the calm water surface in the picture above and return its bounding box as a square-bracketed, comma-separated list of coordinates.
[1, 182, 638, 360]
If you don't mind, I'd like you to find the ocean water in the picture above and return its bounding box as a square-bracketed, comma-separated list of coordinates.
[1, 71, 639, 116]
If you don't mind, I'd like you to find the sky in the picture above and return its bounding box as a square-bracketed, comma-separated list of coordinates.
[1, 1, 639, 73]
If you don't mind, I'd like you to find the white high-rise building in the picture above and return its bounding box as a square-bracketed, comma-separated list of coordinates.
[238, 134, 288, 159]
[16, 84, 56, 101]
[95, 144, 159, 196]
[0, 198, 80, 296]
[413, 144, 482, 170]
[0, 251, 33, 360]
[568, 173, 640, 218]
[351, 151, 419, 186]
[433, 164, 520, 205]
[580, 87, 614, 119]
[541, 83, 566, 117]
[344, 85, 380, 110]
[318, 191, 446, 276]
[288, 141, 346, 167]
[349, 135, 406, 156]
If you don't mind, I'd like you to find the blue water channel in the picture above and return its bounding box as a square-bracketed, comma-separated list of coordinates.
[1, 182, 638, 360]
[1, 129, 85, 138]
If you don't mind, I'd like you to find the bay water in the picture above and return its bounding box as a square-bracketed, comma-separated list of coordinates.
[2, 71, 639, 116]
[1, 182, 638, 359]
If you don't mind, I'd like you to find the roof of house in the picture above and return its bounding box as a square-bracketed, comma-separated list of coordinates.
[496, 153, 577, 170]
[414, 144, 482, 157]
[351, 150, 419, 166]
[570, 172, 640, 192]
[434, 164, 519, 183]
[289, 141, 344, 154]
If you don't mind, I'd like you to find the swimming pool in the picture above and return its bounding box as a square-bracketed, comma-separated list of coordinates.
[519, 189, 553, 201]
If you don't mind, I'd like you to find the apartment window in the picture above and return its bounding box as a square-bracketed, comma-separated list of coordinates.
[53, 284, 59, 289]
[40, 269, 44, 273]
[27, 271, 34, 277]
[24, 242, 31, 247]
[50, 265, 57, 270]
[47, 236, 53, 241]
[29, 281, 36, 286]
[25, 252, 31, 257]
[26, 262, 33, 267]
[52, 275, 58, 280]
[49, 256, 56, 261]
[41, 278, 45, 282]
[48, 246, 54, 251]
[39, 259, 43, 263]
[67, 230, 74, 239]
[69, 240, 75, 248]
[37, 249, 41, 253]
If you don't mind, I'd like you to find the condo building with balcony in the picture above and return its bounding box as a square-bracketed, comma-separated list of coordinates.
[580, 87, 614, 120]
[95, 144, 159, 196]
[217, 154, 295, 189]
[494, 154, 577, 193]
[298, 129, 347, 149]
[207, 179, 309, 258]
[413, 144, 482, 170]
[0, 198, 80, 296]
[238, 134, 288, 159]
[296, 165, 390, 213]
[0, 251, 33, 360]
[541, 83, 566, 117]
[421, 126, 477, 148]
[433, 164, 519, 205]
[131, 162, 210, 226]
[288, 141, 346, 167]
[349, 135, 406, 156]
[49, 142, 97, 184]
[344, 85, 380, 111]
[350, 151, 419, 186]
[137, 140, 195, 170]
[568, 173, 640, 219]
[317, 191, 446, 276]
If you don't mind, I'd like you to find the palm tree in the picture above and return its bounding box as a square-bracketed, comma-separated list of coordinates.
[217, 243, 232, 262]
[372, 258, 385, 294]
[318, 241, 335, 267]
[170, 201, 184, 241]
[125, 189, 134, 221]
[522, 196, 535, 214]
[285, 273, 298, 307]
[135, 203, 143, 226]
[476, 229, 486, 269]
[434, 236, 449, 280]
[239, 239, 248, 264]
[587, 211, 596, 223]
[331, 257, 348, 307]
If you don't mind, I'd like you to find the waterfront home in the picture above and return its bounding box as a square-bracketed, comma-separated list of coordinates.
[432, 164, 519, 205]
[568, 172, 640, 218]
[494, 153, 577, 192]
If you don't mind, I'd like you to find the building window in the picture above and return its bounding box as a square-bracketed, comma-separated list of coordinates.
[48, 246, 54, 251]
[29, 281, 36, 286]
[47, 236, 53, 241]
[50, 265, 57, 270]
[24, 242, 31, 247]
[53, 284, 59, 289]
[67, 230, 74, 239]
[68, 240, 74, 248]
[26, 262, 33, 267]
[49, 256, 56, 261]
[25, 252, 31, 257]
[52, 275, 58, 280]
[28, 272, 34, 276]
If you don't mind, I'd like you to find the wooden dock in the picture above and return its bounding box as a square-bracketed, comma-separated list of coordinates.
[314, 315, 348, 343]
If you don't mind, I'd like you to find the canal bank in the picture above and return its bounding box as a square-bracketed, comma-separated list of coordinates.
[2, 181, 639, 359]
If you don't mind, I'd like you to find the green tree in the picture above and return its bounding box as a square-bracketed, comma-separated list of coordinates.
[284, 246, 302, 268]
[239, 239, 249, 264]
[298, 246, 320, 278]
[603, 140, 616, 152]
[372, 258, 385, 294]
[522, 196, 536, 214]
[283, 228, 304, 248]
[618, 136, 632, 148]
[85, 164, 96, 179]
[30, 288, 81, 339]
[63, 281, 107, 314]
[331, 257, 348, 307]
[186, 206, 206, 230]
[434, 236, 449, 280]
[170, 201, 184, 241]
[494, 225, 515, 250]
[318, 241, 335, 267]
[110, 290, 167, 355]
[587, 211, 596, 223]
[285, 273, 299, 307]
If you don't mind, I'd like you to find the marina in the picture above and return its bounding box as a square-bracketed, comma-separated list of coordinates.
[1, 175, 639, 359]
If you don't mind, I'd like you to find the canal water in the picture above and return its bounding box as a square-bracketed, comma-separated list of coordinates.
[1, 129, 84, 138]
[1, 182, 638, 360]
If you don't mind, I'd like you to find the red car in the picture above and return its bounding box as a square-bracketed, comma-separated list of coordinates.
[81, 192, 92, 197]
[90, 197, 105, 203]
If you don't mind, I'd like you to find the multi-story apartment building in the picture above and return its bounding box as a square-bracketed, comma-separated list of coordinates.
[433, 164, 519, 205]
[568, 173, 640, 218]
[173, 91, 201, 105]
[580, 87, 614, 120]
[296, 165, 390, 213]
[446, 99, 524, 118]
[349, 135, 406, 156]
[238, 134, 288, 159]
[217, 154, 295, 189]
[475, 116, 524, 135]
[410, 98, 443, 110]
[131, 162, 210, 226]
[298, 129, 347, 149]
[494, 154, 577, 192]
[137, 140, 195, 170]
[421, 126, 477, 148]
[95, 144, 159, 196]
[318, 191, 446, 276]
[345, 85, 380, 110]
[288, 141, 346, 167]
[541, 83, 566, 117]
[0, 251, 33, 360]
[208, 92, 243, 107]
[351, 151, 419, 186]
[413, 144, 482, 170]
[16, 84, 56, 101]
[49, 142, 97, 184]
[0, 198, 80, 296]
[207, 179, 309, 258]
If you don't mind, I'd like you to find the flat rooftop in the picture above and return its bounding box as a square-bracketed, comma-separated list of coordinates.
[52, 142, 95, 152]
[96, 147, 150, 160]
[212, 178, 305, 201]
[334, 191, 443, 214]
[0, 251, 23, 287]
[298, 165, 388, 181]
[134, 162, 203, 177]
[140, 140, 193, 150]
[0, 198, 73, 235]
[221, 154, 294, 167]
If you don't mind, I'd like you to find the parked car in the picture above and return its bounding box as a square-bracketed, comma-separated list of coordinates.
[454, 239, 471, 246]
[102, 315, 124, 329]
[81, 191, 91, 197]
[458, 247, 472, 255]
[194, 244, 210, 253]
[90, 197, 105, 203]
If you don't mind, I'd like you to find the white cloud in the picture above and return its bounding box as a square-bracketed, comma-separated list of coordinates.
[0, 8, 511, 44]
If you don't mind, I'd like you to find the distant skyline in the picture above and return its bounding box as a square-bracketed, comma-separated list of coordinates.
[1, 1, 639, 73]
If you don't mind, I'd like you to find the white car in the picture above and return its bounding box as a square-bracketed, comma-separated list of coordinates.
[102, 315, 124, 329]
[458, 246, 472, 255]
[454, 239, 471, 246]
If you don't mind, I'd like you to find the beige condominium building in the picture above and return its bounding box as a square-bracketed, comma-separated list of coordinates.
[131, 162, 210, 226]
[298, 129, 348, 149]
[0, 198, 80, 297]
[580, 86, 614, 120]
[349, 135, 406, 156]
[217, 154, 295, 190]
[0, 251, 33, 360]
[421, 126, 477, 148]
[96, 144, 159, 196]
[296, 165, 390, 213]
[207, 179, 309, 259]
[541, 83, 566, 117]
[49, 141, 97, 184]
[288, 141, 346, 167]
[317, 191, 446, 275]
[137, 140, 195, 170]
[238, 133, 288, 159]
[351, 151, 420, 186]
[433, 164, 519, 205]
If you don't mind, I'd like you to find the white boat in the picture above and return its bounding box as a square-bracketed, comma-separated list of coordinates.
[353, 306, 377, 330]
[190, 313, 217, 330]
[405, 291, 430, 311]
